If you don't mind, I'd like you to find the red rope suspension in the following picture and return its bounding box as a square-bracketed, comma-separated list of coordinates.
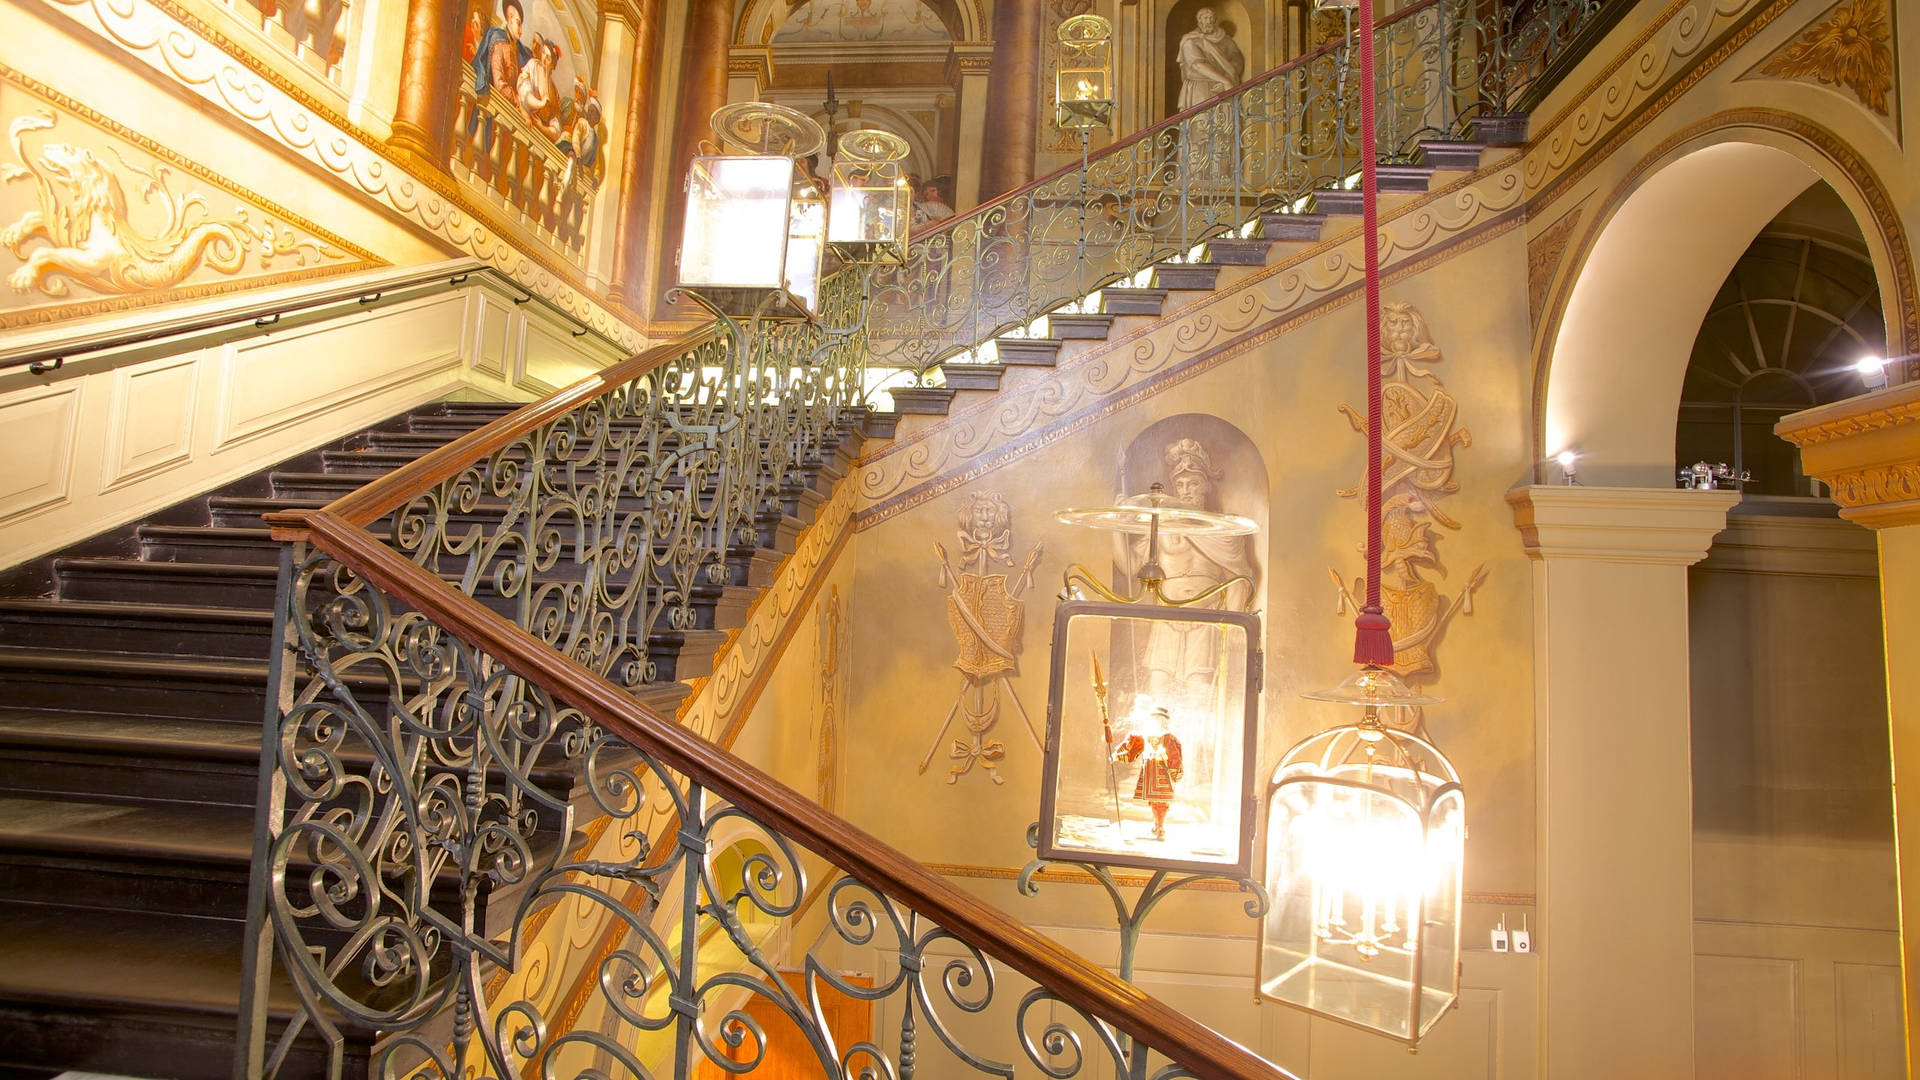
[1352, 0, 1395, 667]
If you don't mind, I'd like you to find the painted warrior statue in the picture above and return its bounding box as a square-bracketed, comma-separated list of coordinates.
[1112, 707, 1185, 839]
[1177, 7, 1246, 109]
[1130, 438, 1259, 701]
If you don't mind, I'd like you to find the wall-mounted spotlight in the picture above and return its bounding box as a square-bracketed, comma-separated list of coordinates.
[1554, 449, 1578, 486]
[1856, 355, 1890, 391]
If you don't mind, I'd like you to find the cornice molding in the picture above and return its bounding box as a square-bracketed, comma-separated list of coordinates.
[1507, 486, 1739, 565]
[1776, 381, 1920, 447]
[1777, 383, 1920, 528]
[1696, 513, 1878, 577]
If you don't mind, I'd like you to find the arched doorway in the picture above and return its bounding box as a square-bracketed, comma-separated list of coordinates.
[1527, 127, 1905, 1077]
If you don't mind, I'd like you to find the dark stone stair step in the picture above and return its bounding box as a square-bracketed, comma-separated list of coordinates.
[0, 599, 274, 660]
[0, 900, 373, 1080]
[996, 338, 1065, 367]
[1151, 262, 1223, 290]
[54, 558, 279, 610]
[888, 387, 956, 415]
[0, 711, 262, 808]
[0, 795, 259, 920]
[1204, 237, 1274, 265]
[0, 652, 282, 722]
[938, 365, 1004, 392]
[1048, 313, 1115, 340]
[1260, 212, 1327, 242]
[1471, 114, 1528, 146]
[1416, 139, 1487, 170]
[208, 496, 327, 529]
[1102, 287, 1169, 316]
[137, 525, 285, 567]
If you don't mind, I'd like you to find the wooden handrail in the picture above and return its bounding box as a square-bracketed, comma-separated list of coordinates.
[294, 508, 1296, 1080]
[911, 0, 1445, 245]
[267, 323, 719, 534]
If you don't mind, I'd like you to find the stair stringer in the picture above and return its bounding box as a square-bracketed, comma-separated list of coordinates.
[854, 153, 1529, 526]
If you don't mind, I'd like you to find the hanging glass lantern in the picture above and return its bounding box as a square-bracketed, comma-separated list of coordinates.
[1038, 488, 1262, 875]
[827, 129, 912, 265]
[677, 101, 828, 319]
[1055, 14, 1115, 131]
[1259, 667, 1465, 1046]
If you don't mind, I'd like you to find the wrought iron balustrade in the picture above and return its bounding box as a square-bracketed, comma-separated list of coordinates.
[245, 517, 1288, 1080]
[859, 0, 1614, 378]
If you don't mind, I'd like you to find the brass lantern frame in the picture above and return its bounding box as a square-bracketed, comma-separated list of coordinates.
[675, 102, 828, 321]
[1037, 598, 1262, 877]
[1257, 712, 1466, 1047]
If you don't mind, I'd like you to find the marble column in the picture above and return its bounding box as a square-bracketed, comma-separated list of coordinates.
[388, 0, 465, 165]
[948, 44, 993, 212]
[1508, 485, 1738, 1080]
[978, 0, 1042, 201]
[650, 0, 733, 317]
[1779, 381, 1920, 1074]
[606, 0, 663, 306]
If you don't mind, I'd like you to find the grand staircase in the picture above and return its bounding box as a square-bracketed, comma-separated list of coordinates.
[0, 398, 876, 1077]
[0, 130, 1502, 1079]
[0, 0, 1619, 1072]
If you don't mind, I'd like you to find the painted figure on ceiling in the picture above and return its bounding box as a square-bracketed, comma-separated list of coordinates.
[1177, 7, 1245, 110]
[462, 11, 482, 62]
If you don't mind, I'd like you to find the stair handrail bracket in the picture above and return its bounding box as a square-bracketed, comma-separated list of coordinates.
[863, 0, 1615, 377]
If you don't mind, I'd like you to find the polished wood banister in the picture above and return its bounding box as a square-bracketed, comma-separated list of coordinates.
[267, 323, 719, 537]
[295, 508, 1295, 1080]
[911, 0, 1445, 245]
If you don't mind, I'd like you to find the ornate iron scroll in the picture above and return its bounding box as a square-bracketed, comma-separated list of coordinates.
[245, 548, 1229, 1080]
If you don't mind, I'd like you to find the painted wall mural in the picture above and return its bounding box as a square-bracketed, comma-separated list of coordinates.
[925, 491, 1045, 785]
[0, 71, 367, 329]
[813, 585, 851, 810]
[1329, 302, 1485, 697]
[452, 0, 605, 256]
[774, 0, 951, 43]
[1117, 419, 1265, 612]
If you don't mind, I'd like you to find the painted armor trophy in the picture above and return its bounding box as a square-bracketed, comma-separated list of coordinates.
[1038, 486, 1262, 875]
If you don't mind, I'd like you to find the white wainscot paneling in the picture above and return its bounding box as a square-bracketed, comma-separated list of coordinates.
[1696, 954, 1800, 1080]
[1835, 961, 1903, 1078]
[102, 354, 198, 490]
[469, 291, 513, 378]
[519, 318, 607, 397]
[0, 382, 82, 522]
[215, 293, 466, 449]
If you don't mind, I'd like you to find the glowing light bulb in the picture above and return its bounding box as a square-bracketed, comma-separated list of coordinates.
[1858, 355, 1890, 390]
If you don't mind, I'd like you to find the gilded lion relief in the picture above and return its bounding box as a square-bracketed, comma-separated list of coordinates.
[925, 491, 1045, 785]
[1744, 0, 1898, 131]
[0, 75, 367, 329]
[1330, 303, 1487, 694]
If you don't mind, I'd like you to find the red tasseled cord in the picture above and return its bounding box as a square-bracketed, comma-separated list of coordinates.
[1352, 0, 1395, 667]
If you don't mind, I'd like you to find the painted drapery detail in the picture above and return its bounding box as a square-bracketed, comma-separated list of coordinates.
[0, 77, 365, 329]
[926, 491, 1044, 785]
[1752, 0, 1895, 116]
[1331, 302, 1486, 689]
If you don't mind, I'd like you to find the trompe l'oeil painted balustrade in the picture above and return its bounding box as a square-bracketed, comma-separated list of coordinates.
[452, 71, 601, 259]
[229, 0, 351, 84]
[237, 3, 1613, 1076]
[863, 0, 1610, 379]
